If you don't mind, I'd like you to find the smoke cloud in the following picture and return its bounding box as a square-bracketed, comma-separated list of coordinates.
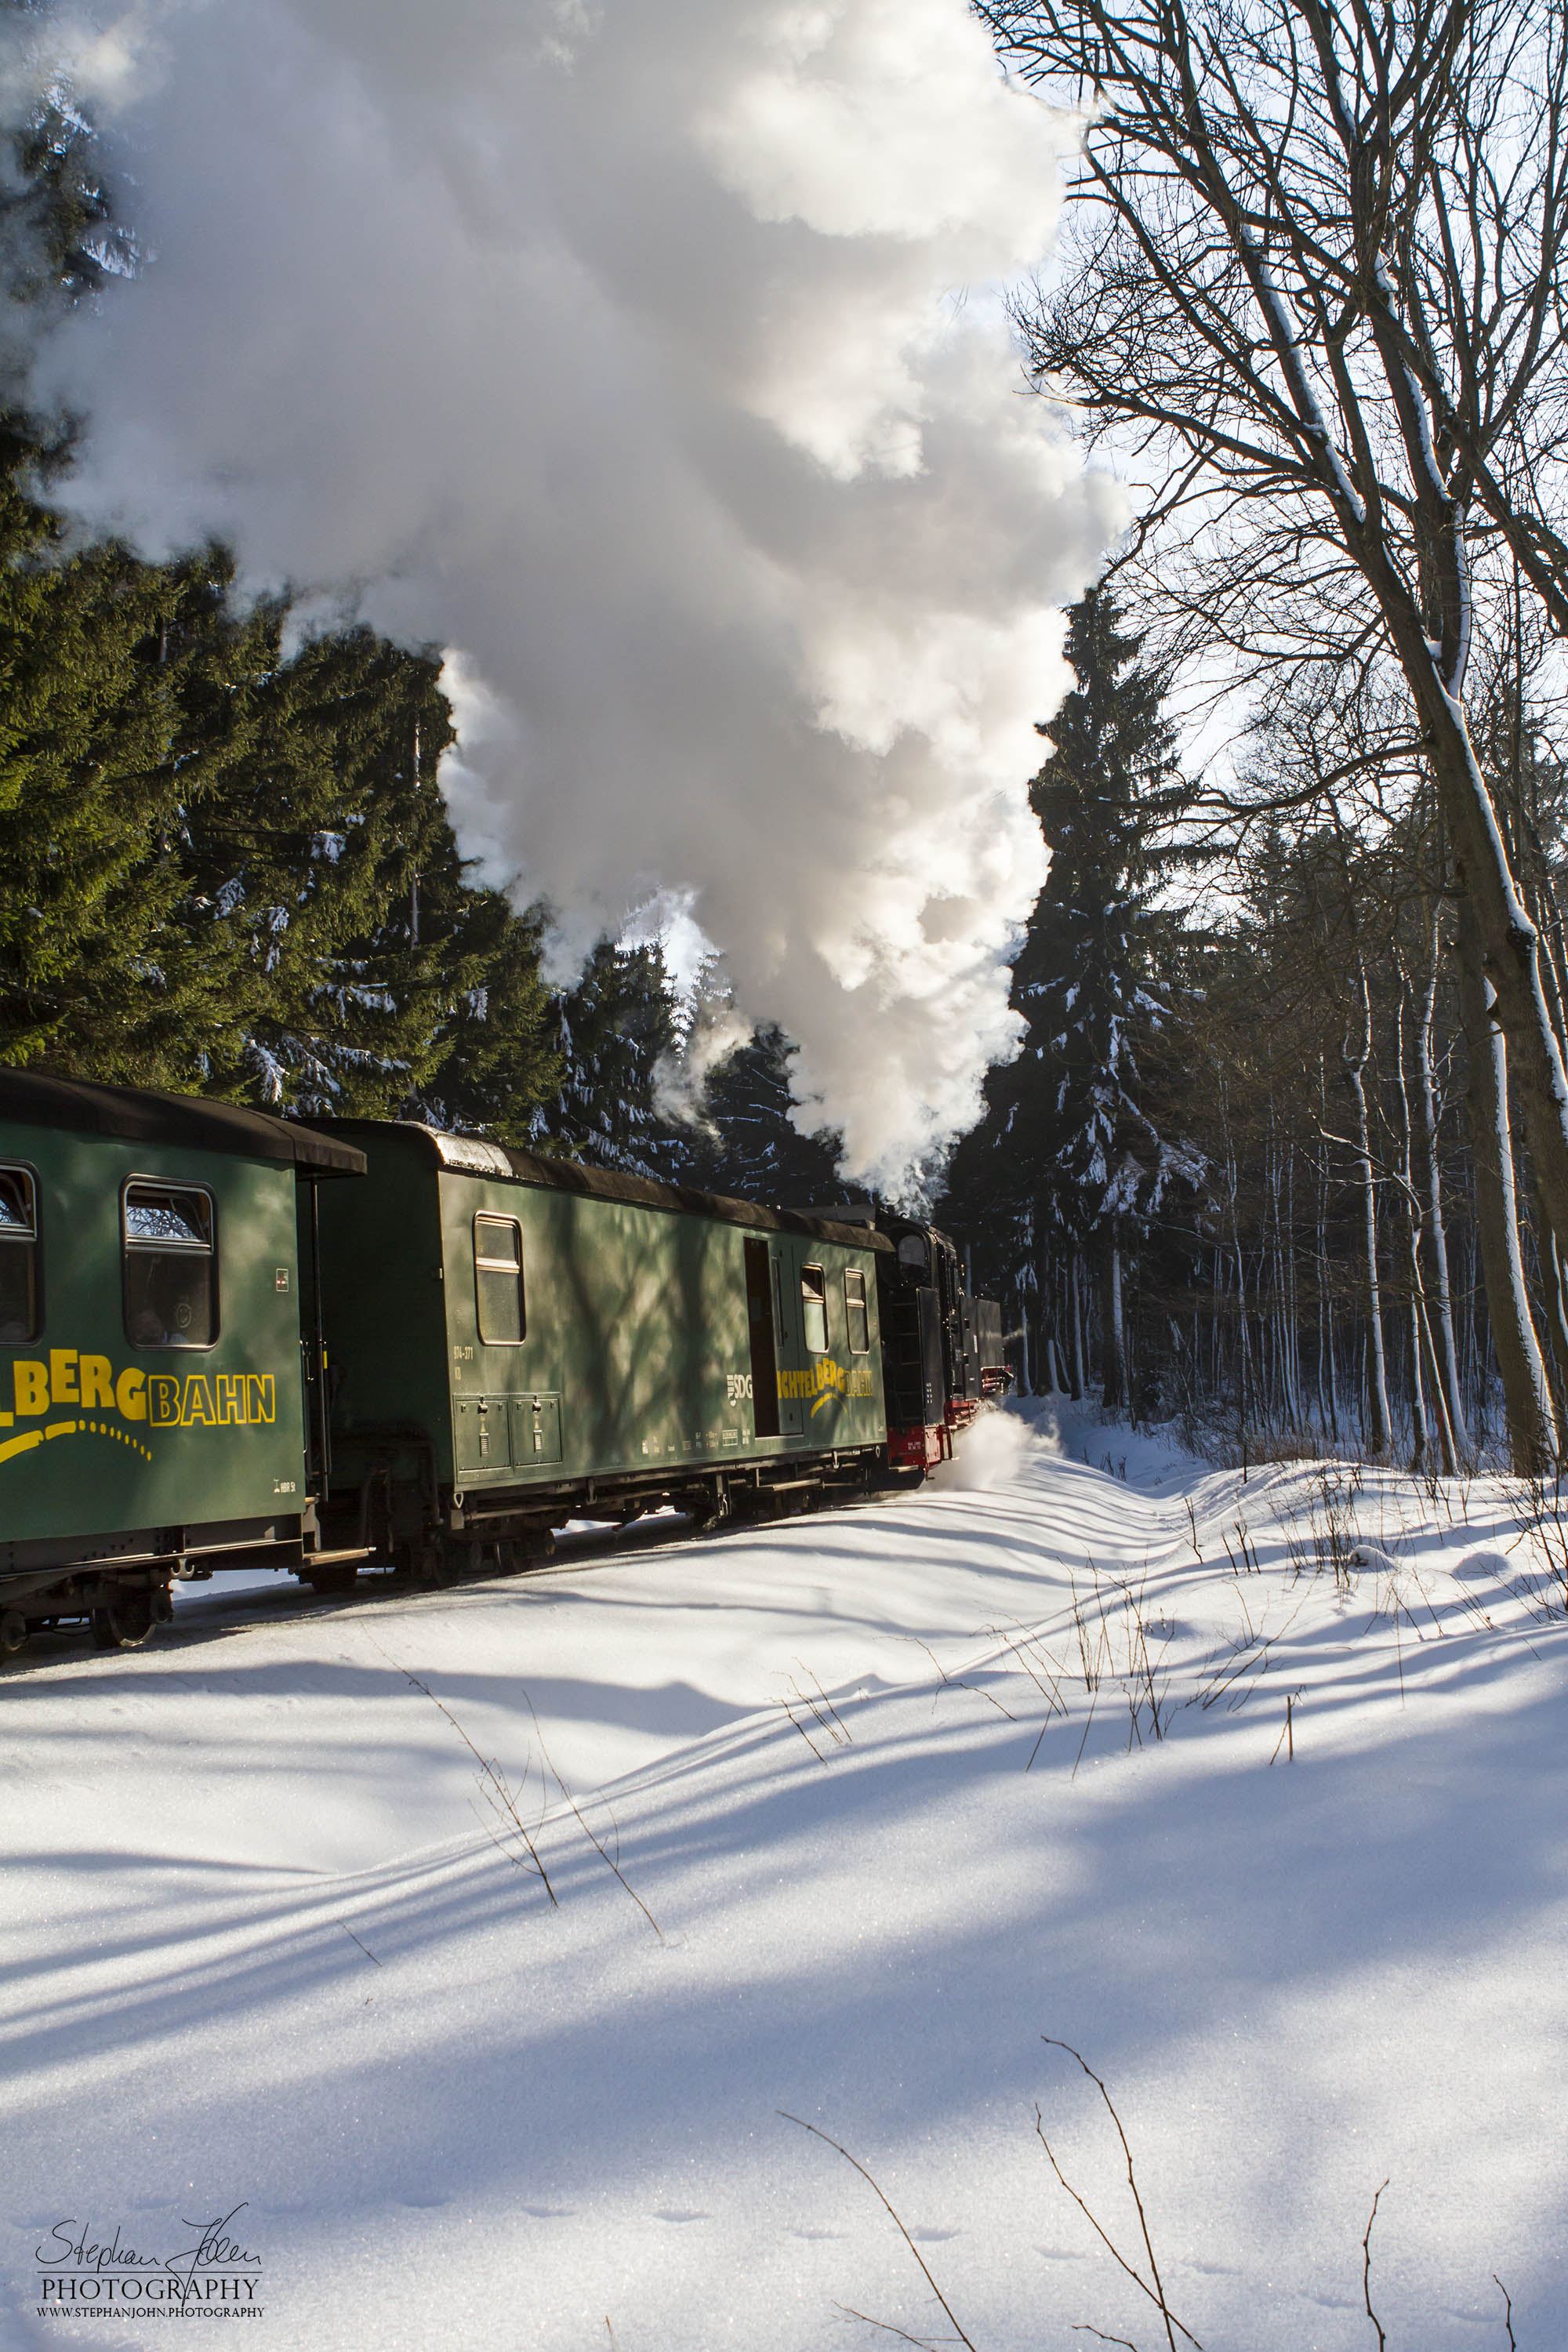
[11, 0, 1119, 1188]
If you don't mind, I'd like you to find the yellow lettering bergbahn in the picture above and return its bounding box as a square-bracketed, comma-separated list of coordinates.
[147, 1373, 277, 1430]
[3, 1356, 276, 1440]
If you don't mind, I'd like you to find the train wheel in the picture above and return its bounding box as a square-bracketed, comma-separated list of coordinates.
[1, 1610, 27, 1662]
[414, 1539, 458, 1588]
[90, 1595, 158, 1652]
[304, 1559, 360, 1596]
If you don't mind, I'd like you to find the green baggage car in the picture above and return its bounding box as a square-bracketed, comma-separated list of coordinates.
[308, 1122, 892, 1579]
[0, 1071, 364, 1651]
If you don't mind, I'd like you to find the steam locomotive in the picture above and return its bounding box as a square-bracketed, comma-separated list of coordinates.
[0, 1070, 1008, 1657]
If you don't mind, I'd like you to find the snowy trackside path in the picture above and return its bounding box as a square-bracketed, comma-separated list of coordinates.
[1, 1405, 1565, 2352]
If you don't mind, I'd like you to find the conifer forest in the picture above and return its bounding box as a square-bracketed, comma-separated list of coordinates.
[940, 583, 1566, 1479]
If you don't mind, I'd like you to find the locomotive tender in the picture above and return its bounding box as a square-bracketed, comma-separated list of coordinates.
[0, 1071, 1008, 1657]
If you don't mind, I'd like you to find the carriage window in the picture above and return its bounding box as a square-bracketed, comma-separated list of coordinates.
[474, 1214, 525, 1345]
[123, 1183, 216, 1348]
[800, 1264, 828, 1355]
[0, 1166, 38, 1343]
[844, 1267, 869, 1354]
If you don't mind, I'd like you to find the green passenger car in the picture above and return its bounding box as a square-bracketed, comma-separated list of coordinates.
[0, 1073, 364, 1649]
[310, 1123, 891, 1573]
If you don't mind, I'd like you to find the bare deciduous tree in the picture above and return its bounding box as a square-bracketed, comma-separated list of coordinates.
[988, 0, 1568, 1434]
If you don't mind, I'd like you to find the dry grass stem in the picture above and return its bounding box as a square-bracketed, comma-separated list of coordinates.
[524, 1693, 663, 1941]
[1268, 1690, 1302, 1765]
[376, 1646, 558, 1906]
[1494, 2275, 1516, 2351]
[779, 2111, 979, 2352]
[1362, 2181, 1389, 2352]
[1037, 2039, 1200, 2352]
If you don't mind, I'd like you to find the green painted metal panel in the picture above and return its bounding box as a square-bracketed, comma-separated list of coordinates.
[508, 1392, 562, 1466]
[315, 1129, 886, 1495]
[0, 1120, 308, 1544]
[453, 1393, 505, 1473]
[434, 1171, 885, 1490]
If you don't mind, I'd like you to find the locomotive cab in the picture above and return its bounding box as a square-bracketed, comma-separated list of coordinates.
[874, 1216, 1012, 1469]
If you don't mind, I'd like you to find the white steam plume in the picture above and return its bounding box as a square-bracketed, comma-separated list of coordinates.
[652, 996, 755, 1138]
[12, 0, 1120, 1189]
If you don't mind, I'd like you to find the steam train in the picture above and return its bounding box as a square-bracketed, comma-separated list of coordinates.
[0, 1070, 1008, 1657]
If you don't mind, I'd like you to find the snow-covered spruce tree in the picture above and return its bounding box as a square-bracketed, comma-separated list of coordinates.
[681, 1022, 850, 1201]
[0, 90, 562, 1138]
[654, 964, 852, 1201]
[183, 626, 467, 1113]
[182, 629, 557, 1132]
[948, 587, 1198, 1406]
[0, 100, 260, 1088]
[532, 940, 683, 1175]
[0, 532, 265, 1090]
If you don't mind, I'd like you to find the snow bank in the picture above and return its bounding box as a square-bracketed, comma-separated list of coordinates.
[2, 1414, 1564, 2348]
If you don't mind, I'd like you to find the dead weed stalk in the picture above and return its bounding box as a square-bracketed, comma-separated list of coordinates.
[1510, 1472, 1568, 1619]
[387, 1654, 557, 1905]
[1037, 2038, 1198, 2352]
[779, 2110, 980, 2352]
[787, 2050, 1519, 2352]
[372, 1639, 662, 1935]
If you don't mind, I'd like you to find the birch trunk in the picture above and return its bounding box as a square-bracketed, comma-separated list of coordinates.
[1100, 1226, 1127, 1410]
[1414, 913, 1470, 1454]
[1393, 997, 1430, 1468]
[1546, 1233, 1568, 1428]
[1342, 964, 1392, 1457]
[1316, 1067, 1340, 1443]
[1456, 898, 1558, 1472]
[1407, 1289, 1428, 1467]
[1069, 1246, 1086, 1402]
[1417, 1294, 1459, 1477]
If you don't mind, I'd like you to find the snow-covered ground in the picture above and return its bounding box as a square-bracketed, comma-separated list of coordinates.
[2, 1403, 1564, 2351]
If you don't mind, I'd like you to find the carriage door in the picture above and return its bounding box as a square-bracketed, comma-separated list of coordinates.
[770, 1246, 805, 1436]
[744, 1238, 780, 1439]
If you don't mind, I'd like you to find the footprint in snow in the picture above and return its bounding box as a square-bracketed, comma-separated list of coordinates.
[653, 2209, 710, 2224]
